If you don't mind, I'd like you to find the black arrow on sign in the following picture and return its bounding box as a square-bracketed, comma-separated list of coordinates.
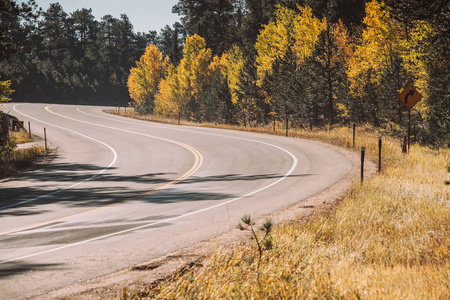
[404, 89, 415, 104]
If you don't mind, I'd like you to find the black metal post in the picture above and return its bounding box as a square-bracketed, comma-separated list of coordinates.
[28, 122, 31, 138]
[353, 123, 356, 147]
[178, 111, 181, 125]
[378, 137, 382, 173]
[361, 146, 365, 183]
[285, 114, 288, 137]
[44, 128, 47, 152]
[273, 115, 276, 132]
[408, 109, 411, 152]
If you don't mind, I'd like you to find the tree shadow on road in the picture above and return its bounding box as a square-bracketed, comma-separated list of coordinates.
[0, 262, 65, 279]
[0, 160, 312, 216]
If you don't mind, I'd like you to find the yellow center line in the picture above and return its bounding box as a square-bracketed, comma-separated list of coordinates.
[0, 106, 203, 236]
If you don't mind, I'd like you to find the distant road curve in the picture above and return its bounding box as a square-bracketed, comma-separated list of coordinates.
[0, 103, 352, 299]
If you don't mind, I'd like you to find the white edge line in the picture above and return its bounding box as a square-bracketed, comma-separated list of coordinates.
[0, 104, 118, 210]
[1, 106, 297, 264]
[1, 152, 296, 264]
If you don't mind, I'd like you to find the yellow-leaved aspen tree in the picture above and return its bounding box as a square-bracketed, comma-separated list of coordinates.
[292, 5, 327, 65]
[1, 76, 14, 150]
[127, 44, 167, 113]
[255, 5, 296, 84]
[255, 4, 326, 128]
[154, 63, 181, 117]
[255, 4, 325, 83]
[347, 0, 405, 125]
[176, 34, 213, 118]
[220, 45, 245, 104]
[155, 35, 213, 119]
[0, 76, 14, 103]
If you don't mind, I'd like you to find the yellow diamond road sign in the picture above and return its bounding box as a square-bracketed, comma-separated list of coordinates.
[398, 85, 422, 110]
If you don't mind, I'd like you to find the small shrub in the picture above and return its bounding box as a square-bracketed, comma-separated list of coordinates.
[0, 146, 45, 179]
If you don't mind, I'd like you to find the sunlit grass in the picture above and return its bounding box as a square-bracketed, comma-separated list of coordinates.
[113, 111, 449, 299]
[0, 131, 46, 179]
[10, 130, 32, 144]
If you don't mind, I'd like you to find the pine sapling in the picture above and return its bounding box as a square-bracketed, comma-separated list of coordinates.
[237, 214, 273, 261]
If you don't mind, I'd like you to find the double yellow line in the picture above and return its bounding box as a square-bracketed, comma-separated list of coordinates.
[0, 106, 203, 236]
[45, 106, 203, 193]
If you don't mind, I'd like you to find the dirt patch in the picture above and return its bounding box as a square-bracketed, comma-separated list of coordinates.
[31, 143, 376, 300]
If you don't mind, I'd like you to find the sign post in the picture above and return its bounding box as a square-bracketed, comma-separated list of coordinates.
[398, 85, 422, 153]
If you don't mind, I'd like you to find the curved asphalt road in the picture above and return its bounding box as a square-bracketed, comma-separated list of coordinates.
[0, 103, 352, 299]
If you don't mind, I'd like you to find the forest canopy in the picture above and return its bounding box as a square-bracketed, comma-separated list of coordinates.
[130, 0, 448, 146]
[1, 0, 448, 146]
[0, 0, 185, 104]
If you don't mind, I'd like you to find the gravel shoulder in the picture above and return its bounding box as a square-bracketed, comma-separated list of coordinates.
[31, 142, 376, 300]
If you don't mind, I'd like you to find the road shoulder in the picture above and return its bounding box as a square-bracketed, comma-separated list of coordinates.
[31, 142, 376, 300]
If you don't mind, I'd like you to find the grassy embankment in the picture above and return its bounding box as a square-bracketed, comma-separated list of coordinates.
[112, 111, 449, 299]
[0, 131, 46, 179]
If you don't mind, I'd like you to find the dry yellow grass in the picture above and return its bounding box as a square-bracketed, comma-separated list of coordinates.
[10, 130, 33, 144]
[0, 147, 46, 179]
[0, 131, 45, 179]
[113, 112, 449, 299]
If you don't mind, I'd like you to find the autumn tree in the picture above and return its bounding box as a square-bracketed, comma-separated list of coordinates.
[0, 76, 14, 151]
[292, 5, 327, 65]
[155, 34, 213, 121]
[255, 5, 326, 80]
[128, 44, 167, 113]
[385, 0, 449, 145]
[0, 76, 13, 103]
[219, 45, 245, 107]
[193, 55, 233, 122]
[255, 4, 326, 126]
[154, 63, 181, 116]
[255, 5, 296, 84]
[305, 20, 352, 126]
[177, 34, 213, 119]
[345, 0, 439, 130]
[346, 0, 406, 126]
[253, 4, 298, 128]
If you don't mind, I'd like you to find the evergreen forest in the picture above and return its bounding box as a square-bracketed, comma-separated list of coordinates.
[1, 0, 449, 146]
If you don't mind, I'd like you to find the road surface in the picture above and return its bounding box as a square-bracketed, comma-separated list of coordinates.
[0, 103, 352, 299]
